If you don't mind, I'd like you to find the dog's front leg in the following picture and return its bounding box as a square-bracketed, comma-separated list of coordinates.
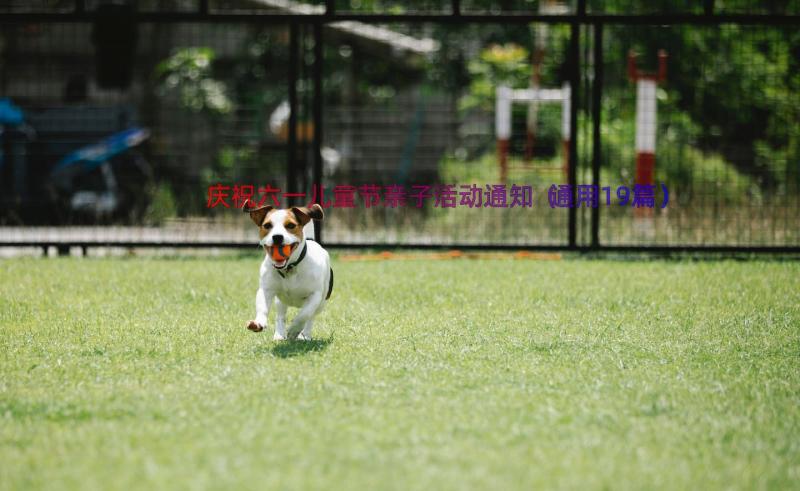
[247, 286, 274, 332]
[274, 297, 288, 340]
[286, 291, 323, 340]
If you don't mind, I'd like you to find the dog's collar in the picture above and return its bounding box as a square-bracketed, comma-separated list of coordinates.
[276, 241, 307, 278]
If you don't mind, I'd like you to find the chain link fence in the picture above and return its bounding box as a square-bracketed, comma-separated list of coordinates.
[1, 1, 798, 253]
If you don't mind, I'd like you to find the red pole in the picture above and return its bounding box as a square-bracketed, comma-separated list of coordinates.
[629, 50, 667, 218]
[498, 139, 509, 183]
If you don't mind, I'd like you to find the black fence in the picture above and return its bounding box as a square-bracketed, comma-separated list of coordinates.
[1, 1, 798, 254]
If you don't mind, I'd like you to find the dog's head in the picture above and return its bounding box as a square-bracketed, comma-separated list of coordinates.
[244, 203, 324, 269]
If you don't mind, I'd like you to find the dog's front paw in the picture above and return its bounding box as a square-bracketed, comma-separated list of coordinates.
[296, 332, 312, 341]
[273, 332, 286, 341]
[246, 320, 264, 332]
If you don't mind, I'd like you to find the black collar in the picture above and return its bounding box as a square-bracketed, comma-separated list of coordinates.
[276, 241, 307, 278]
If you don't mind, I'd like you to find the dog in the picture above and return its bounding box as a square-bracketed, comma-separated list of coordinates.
[243, 203, 333, 341]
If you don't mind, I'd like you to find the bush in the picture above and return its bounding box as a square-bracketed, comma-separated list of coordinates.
[143, 182, 178, 225]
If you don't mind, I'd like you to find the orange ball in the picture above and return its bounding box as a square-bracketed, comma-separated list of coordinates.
[270, 244, 293, 261]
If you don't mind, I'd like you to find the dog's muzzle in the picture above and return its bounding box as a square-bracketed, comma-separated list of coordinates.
[259, 237, 298, 269]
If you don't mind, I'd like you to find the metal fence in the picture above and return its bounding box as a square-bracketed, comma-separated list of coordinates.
[1, 1, 798, 254]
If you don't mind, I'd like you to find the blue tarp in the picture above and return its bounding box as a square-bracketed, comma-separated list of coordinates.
[51, 127, 150, 176]
[0, 98, 24, 125]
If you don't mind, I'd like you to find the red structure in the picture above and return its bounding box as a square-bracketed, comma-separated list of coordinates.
[628, 49, 667, 217]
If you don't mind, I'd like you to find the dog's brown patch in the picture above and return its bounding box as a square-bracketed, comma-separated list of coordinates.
[290, 204, 324, 226]
[256, 208, 279, 240]
[246, 320, 264, 332]
[247, 205, 323, 242]
[283, 212, 304, 242]
[245, 204, 275, 229]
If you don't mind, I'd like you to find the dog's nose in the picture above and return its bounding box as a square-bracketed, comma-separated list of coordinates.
[272, 234, 284, 245]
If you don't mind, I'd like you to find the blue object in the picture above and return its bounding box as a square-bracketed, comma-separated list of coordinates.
[51, 127, 150, 176]
[0, 98, 24, 125]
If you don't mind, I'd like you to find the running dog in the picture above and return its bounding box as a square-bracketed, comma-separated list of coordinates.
[243, 203, 333, 341]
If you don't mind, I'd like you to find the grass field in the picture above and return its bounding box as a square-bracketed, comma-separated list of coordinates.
[1, 256, 799, 490]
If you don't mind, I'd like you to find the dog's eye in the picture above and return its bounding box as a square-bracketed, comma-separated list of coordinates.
[286, 223, 296, 229]
[262, 223, 272, 229]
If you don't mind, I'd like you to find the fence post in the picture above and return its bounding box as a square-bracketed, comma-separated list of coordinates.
[312, 22, 324, 243]
[568, 3, 583, 248]
[287, 22, 299, 204]
[591, 22, 603, 249]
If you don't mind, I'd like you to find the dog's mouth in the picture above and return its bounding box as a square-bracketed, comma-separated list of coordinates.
[265, 243, 298, 269]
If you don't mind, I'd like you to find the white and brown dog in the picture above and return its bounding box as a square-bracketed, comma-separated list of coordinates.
[243, 203, 333, 341]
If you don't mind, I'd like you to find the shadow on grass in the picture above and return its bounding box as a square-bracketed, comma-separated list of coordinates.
[253, 335, 334, 358]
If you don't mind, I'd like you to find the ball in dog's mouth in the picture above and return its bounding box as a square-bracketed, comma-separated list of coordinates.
[267, 243, 297, 268]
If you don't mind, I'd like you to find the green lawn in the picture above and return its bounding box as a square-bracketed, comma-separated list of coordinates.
[1, 256, 798, 490]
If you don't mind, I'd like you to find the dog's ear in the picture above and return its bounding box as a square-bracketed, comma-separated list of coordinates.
[291, 203, 324, 226]
[243, 203, 273, 226]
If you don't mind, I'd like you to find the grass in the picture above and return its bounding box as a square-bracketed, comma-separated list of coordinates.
[1, 256, 799, 490]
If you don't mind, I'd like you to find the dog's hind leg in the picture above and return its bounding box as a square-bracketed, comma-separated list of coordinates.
[274, 297, 288, 341]
[297, 319, 313, 341]
[286, 291, 323, 340]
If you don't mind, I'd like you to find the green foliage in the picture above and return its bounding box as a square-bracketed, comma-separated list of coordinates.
[608, 24, 800, 189]
[460, 43, 531, 111]
[333, 0, 433, 13]
[230, 29, 291, 117]
[142, 182, 178, 225]
[155, 47, 233, 116]
[598, 99, 756, 204]
[441, 21, 797, 194]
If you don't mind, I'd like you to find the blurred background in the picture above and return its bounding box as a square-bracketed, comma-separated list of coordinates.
[0, 0, 798, 252]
